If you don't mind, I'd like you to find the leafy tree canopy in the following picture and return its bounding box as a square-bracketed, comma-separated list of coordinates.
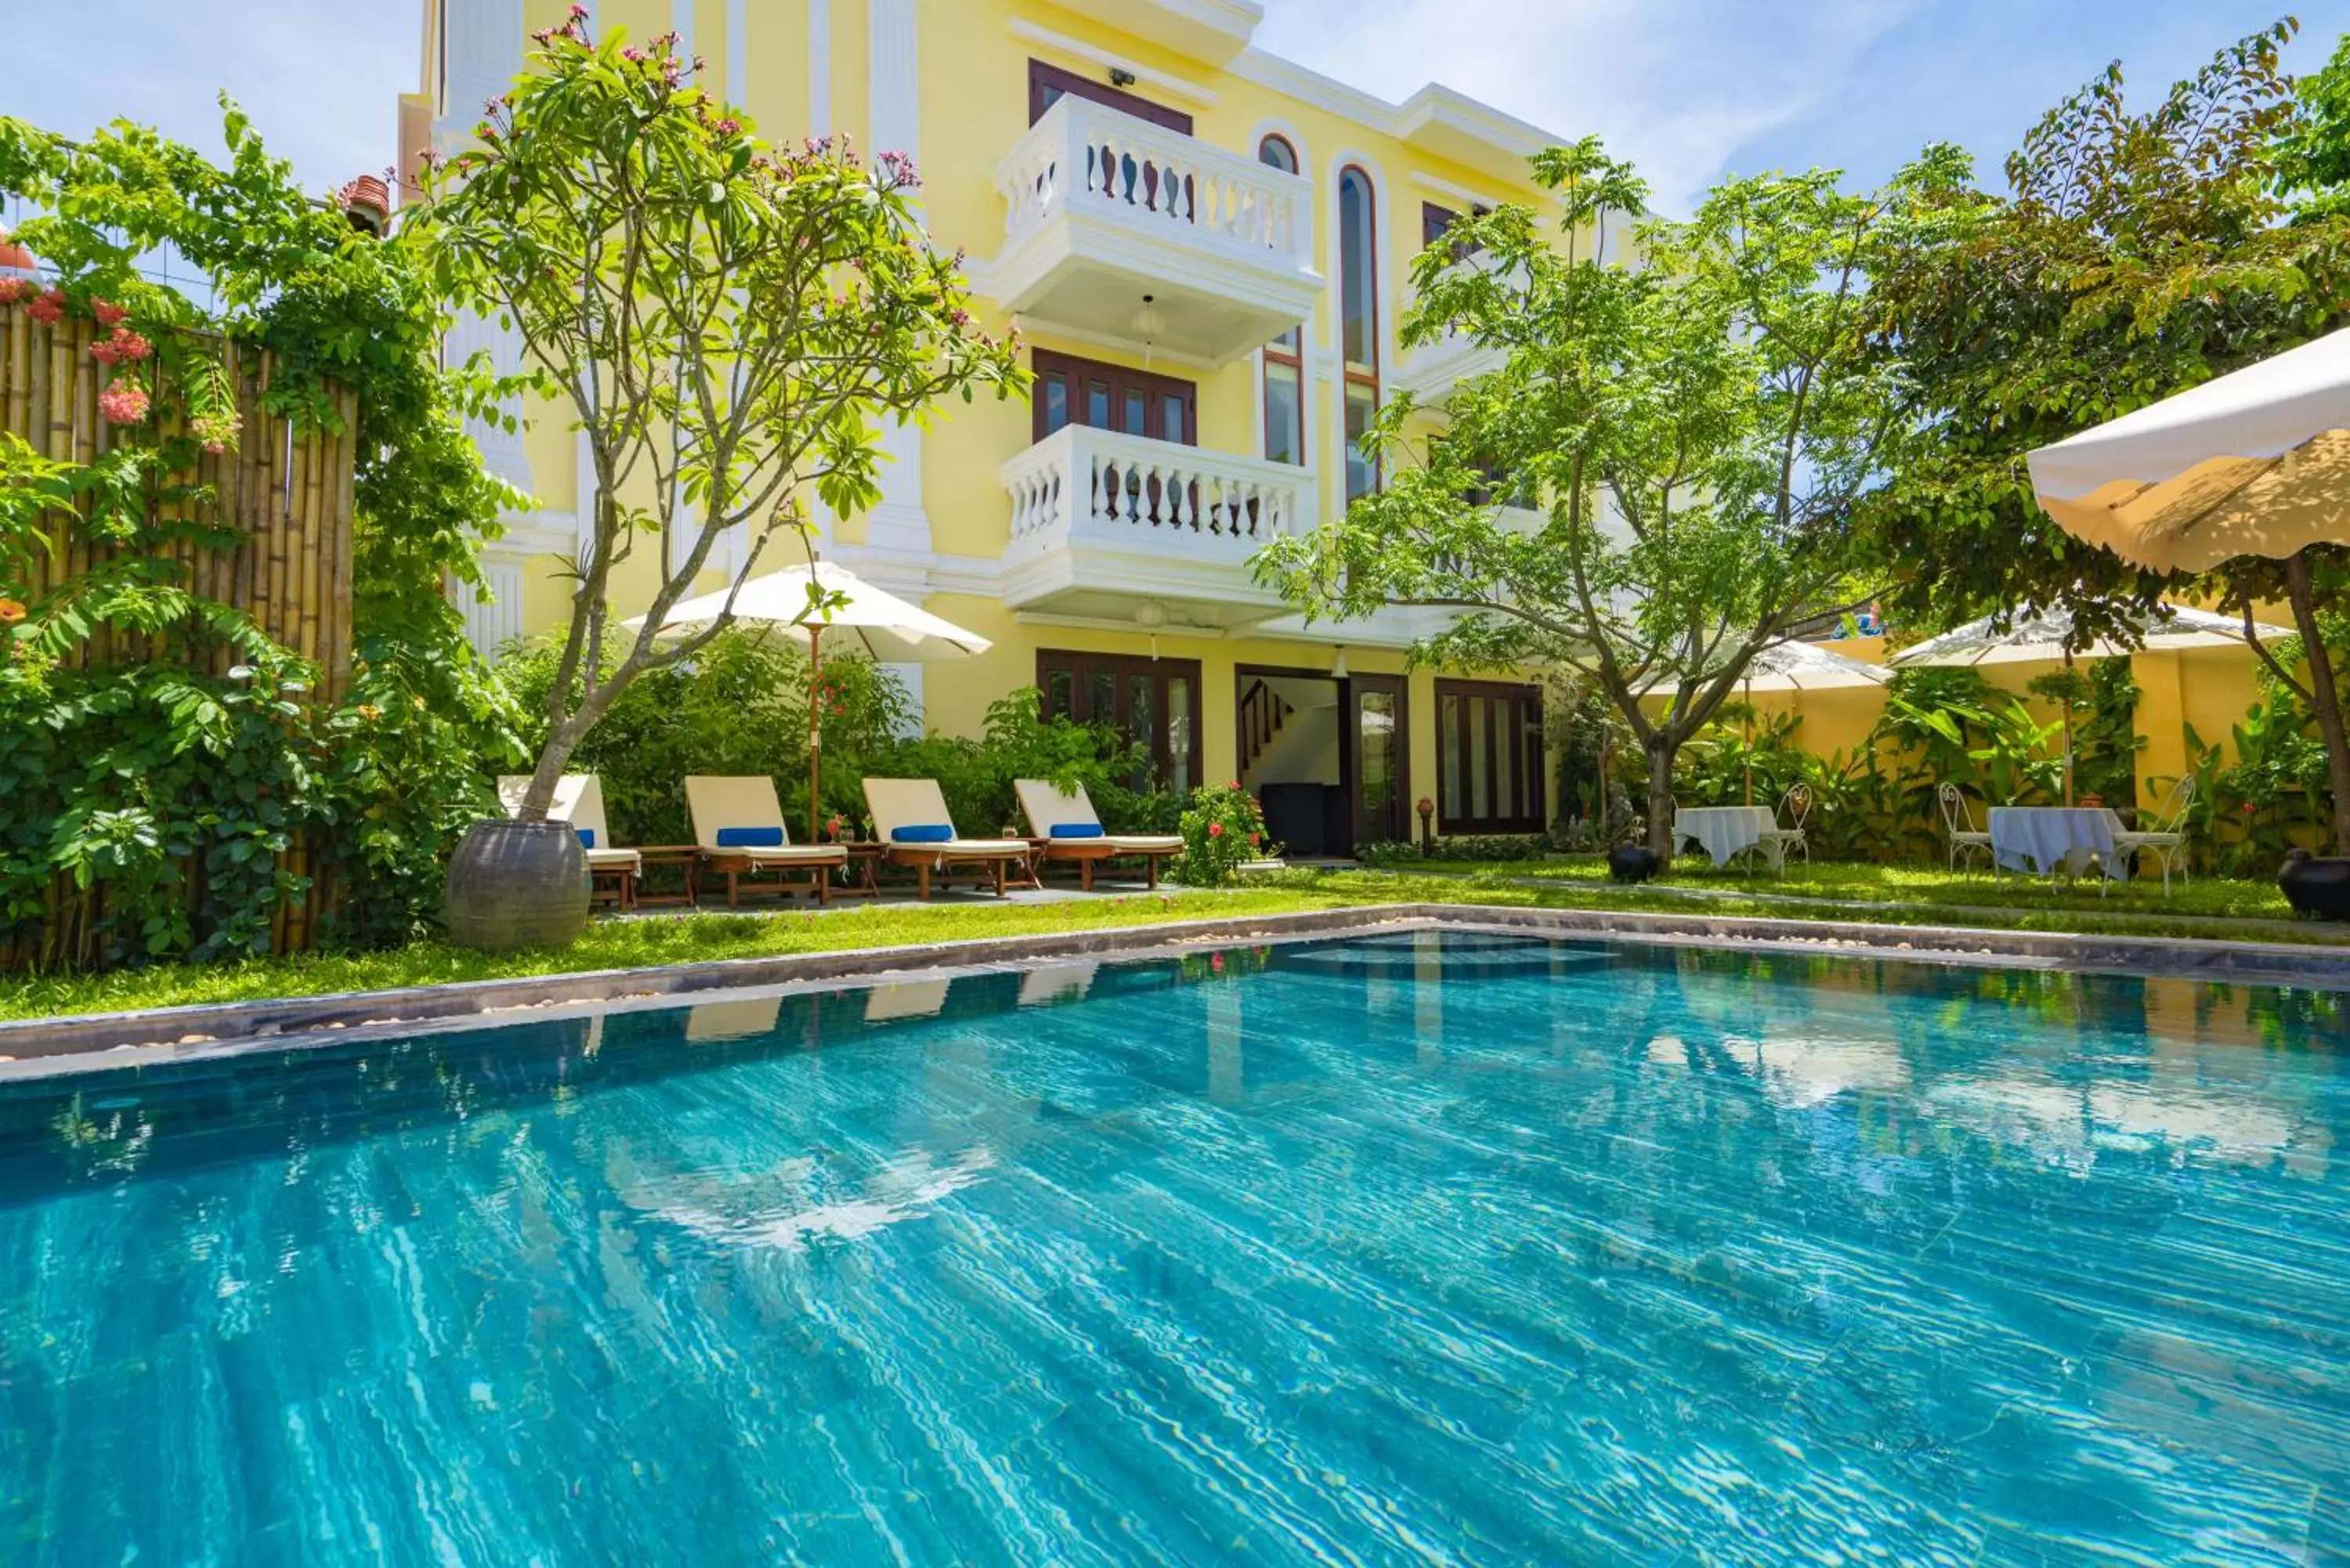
[408, 12, 1023, 819]
[1255, 137, 1914, 851]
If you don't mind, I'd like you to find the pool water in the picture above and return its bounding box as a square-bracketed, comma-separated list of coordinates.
[1, 930, 2345, 1565]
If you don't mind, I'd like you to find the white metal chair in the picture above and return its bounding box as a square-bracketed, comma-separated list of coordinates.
[1759, 783, 1811, 870]
[2110, 775, 2194, 894]
[1939, 782, 1994, 873]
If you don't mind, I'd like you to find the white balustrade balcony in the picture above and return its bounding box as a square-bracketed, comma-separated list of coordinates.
[986, 98, 1323, 367]
[998, 425, 1318, 627]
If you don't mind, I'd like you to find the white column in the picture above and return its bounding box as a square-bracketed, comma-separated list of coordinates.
[808, 0, 832, 135]
[439, 0, 522, 128]
[861, 0, 930, 561]
[726, 0, 747, 107]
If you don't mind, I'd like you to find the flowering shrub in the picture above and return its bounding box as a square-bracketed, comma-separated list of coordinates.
[1170, 781, 1274, 887]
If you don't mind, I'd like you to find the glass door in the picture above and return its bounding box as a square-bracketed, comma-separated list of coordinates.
[1346, 675, 1408, 848]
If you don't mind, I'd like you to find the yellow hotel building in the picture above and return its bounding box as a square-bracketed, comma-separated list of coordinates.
[404, 0, 1560, 854]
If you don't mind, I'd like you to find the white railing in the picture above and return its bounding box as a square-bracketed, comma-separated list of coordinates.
[994, 96, 1312, 271]
[1001, 426, 1316, 564]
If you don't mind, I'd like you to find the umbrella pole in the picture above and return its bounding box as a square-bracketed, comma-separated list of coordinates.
[2061, 649, 2075, 808]
[808, 623, 823, 846]
[1743, 677, 1753, 806]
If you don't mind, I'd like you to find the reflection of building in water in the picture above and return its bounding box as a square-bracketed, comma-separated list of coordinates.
[1206, 988, 1243, 1105]
[1733, 1031, 1911, 1111]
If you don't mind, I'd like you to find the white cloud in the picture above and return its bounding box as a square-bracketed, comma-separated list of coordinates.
[1251, 0, 1920, 211]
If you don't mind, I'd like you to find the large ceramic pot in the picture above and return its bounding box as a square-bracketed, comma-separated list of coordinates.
[1608, 844, 1663, 884]
[444, 817, 590, 952]
[2278, 850, 2350, 921]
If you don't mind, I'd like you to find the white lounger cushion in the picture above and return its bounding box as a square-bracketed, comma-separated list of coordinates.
[1014, 779, 1178, 854]
[862, 778, 1025, 857]
[718, 844, 844, 864]
[685, 775, 830, 853]
[584, 846, 643, 871]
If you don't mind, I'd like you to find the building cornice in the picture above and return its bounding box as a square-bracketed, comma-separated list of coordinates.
[1007, 18, 1220, 106]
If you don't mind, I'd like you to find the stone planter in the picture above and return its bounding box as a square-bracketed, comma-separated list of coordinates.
[2278, 851, 2350, 922]
[1609, 844, 1663, 884]
[444, 817, 590, 952]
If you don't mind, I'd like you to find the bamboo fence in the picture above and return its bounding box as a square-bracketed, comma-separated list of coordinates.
[2, 301, 359, 966]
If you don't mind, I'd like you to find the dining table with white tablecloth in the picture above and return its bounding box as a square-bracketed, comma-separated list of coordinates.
[1672, 805, 1777, 869]
[1987, 807, 2130, 880]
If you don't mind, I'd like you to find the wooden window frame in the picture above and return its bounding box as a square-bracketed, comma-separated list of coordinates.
[1338, 166, 1382, 500]
[1256, 133, 1307, 469]
[1435, 677, 1545, 835]
[1027, 60, 1192, 133]
[1031, 348, 1197, 446]
[1039, 649, 1203, 790]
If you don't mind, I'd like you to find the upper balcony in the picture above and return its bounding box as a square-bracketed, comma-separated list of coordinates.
[999, 425, 1316, 627]
[985, 98, 1322, 368]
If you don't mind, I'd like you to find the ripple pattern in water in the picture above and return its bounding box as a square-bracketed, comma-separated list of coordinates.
[0, 931, 2346, 1566]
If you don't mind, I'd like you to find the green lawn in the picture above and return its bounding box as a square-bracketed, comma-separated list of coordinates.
[1408, 854, 2298, 923]
[0, 889, 1372, 1024]
[3, 863, 2343, 1026]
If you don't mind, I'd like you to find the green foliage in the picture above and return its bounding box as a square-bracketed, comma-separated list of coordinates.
[1862, 22, 2350, 690]
[1676, 704, 1809, 809]
[1255, 135, 1914, 851]
[1171, 782, 1274, 887]
[409, 13, 1023, 817]
[499, 629, 909, 844]
[0, 107, 518, 969]
[2073, 659, 2144, 807]
[880, 691, 1170, 840]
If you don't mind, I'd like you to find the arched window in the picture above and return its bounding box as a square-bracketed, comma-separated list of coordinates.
[1257, 135, 1304, 466]
[1338, 165, 1380, 502]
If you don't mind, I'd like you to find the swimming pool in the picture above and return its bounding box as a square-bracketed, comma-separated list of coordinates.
[0, 928, 2343, 1564]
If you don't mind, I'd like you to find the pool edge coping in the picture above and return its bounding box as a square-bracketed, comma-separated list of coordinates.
[5, 901, 2348, 1076]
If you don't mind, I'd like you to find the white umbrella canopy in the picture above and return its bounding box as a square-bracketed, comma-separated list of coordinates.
[623, 561, 990, 662]
[1736, 641, 1892, 693]
[1889, 602, 2290, 668]
[1890, 601, 2290, 807]
[2028, 327, 2350, 574]
[622, 561, 989, 841]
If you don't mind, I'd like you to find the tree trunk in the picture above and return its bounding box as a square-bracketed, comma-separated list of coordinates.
[1645, 733, 1679, 859]
[2284, 549, 2350, 856]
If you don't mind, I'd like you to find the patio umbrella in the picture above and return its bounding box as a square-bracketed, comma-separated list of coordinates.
[625, 561, 990, 841]
[1643, 643, 1889, 804]
[1889, 602, 2289, 804]
[1731, 643, 1889, 804]
[2027, 326, 2350, 575]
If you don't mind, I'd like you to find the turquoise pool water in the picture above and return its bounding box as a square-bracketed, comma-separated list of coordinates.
[0, 930, 2345, 1565]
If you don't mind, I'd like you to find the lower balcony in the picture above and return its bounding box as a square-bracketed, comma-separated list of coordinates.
[998, 426, 1317, 628]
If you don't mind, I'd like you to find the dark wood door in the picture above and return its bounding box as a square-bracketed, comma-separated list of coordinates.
[1032, 349, 1196, 446]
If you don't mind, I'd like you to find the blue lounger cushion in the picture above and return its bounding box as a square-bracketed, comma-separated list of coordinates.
[715, 826, 785, 847]
[576, 828, 596, 848]
[1050, 822, 1104, 839]
[891, 824, 955, 844]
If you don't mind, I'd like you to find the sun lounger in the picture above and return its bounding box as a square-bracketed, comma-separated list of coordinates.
[862, 777, 1031, 899]
[684, 775, 850, 907]
[1014, 779, 1181, 890]
[498, 773, 642, 909]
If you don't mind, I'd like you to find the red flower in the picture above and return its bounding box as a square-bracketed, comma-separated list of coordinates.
[0, 279, 34, 305]
[2240, 801, 2256, 815]
[1207, 821, 1224, 837]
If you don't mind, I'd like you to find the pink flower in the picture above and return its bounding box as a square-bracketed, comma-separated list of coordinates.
[26, 288, 64, 327]
[0, 278, 34, 305]
[89, 328, 150, 367]
[97, 383, 150, 425]
[92, 299, 127, 328]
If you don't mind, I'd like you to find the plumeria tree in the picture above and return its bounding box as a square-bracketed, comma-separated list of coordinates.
[1256, 139, 1909, 854]
[410, 10, 1021, 820]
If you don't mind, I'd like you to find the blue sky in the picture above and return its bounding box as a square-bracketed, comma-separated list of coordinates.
[3, 1, 2346, 215]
